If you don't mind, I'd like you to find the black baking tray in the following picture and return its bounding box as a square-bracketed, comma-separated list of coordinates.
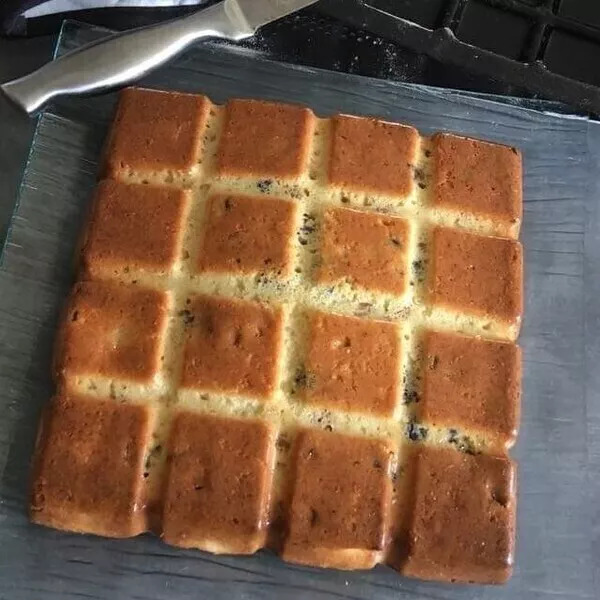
[318, 0, 600, 115]
[3, 1, 600, 115]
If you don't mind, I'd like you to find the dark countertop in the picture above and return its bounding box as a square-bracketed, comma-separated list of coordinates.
[0, 24, 597, 599]
[0, 36, 55, 247]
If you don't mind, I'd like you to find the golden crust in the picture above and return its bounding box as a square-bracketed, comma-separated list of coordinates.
[420, 330, 521, 447]
[53, 280, 169, 384]
[432, 133, 522, 235]
[81, 179, 189, 277]
[428, 226, 523, 327]
[305, 311, 401, 416]
[400, 446, 516, 584]
[162, 412, 274, 553]
[328, 115, 419, 197]
[282, 428, 393, 569]
[30, 393, 154, 537]
[102, 87, 210, 176]
[317, 207, 410, 295]
[181, 294, 283, 399]
[216, 98, 314, 179]
[197, 193, 296, 276]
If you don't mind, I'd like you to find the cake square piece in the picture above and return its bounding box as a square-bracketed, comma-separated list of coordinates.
[401, 446, 516, 584]
[163, 412, 274, 553]
[419, 330, 521, 446]
[30, 393, 154, 537]
[427, 226, 523, 331]
[303, 311, 401, 416]
[282, 429, 393, 569]
[328, 115, 419, 197]
[181, 294, 283, 399]
[103, 87, 210, 176]
[317, 207, 411, 295]
[55, 281, 169, 383]
[431, 133, 522, 237]
[216, 99, 314, 179]
[81, 179, 190, 277]
[197, 193, 296, 276]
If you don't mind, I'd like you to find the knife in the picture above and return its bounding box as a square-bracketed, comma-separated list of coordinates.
[1, 0, 318, 115]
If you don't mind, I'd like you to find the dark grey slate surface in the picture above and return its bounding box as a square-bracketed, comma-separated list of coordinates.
[0, 20, 597, 600]
[0, 35, 56, 248]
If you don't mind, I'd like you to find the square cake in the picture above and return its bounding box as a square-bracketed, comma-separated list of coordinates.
[30, 87, 523, 585]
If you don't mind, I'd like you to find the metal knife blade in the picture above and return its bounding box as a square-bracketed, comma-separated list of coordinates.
[1, 0, 320, 115]
[230, 0, 319, 32]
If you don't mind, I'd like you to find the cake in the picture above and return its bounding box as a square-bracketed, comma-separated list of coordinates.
[30, 87, 523, 584]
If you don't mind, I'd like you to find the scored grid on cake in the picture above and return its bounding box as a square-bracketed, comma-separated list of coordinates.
[30, 87, 523, 584]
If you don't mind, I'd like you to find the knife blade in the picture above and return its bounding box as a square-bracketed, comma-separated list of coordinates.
[1, 0, 319, 115]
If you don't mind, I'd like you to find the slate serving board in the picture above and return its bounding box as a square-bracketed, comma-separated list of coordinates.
[0, 20, 598, 600]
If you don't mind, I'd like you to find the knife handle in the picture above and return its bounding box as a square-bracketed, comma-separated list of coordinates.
[0, 1, 252, 115]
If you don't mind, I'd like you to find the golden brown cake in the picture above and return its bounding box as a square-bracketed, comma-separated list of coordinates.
[317, 207, 411, 294]
[304, 311, 401, 416]
[431, 132, 522, 237]
[427, 226, 523, 336]
[30, 87, 523, 585]
[198, 193, 297, 276]
[282, 428, 393, 569]
[31, 394, 155, 537]
[80, 179, 191, 278]
[180, 294, 283, 398]
[401, 446, 516, 584]
[162, 412, 274, 553]
[419, 330, 521, 447]
[216, 98, 314, 179]
[328, 115, 419, 196]
[103, 87, 210, 177]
